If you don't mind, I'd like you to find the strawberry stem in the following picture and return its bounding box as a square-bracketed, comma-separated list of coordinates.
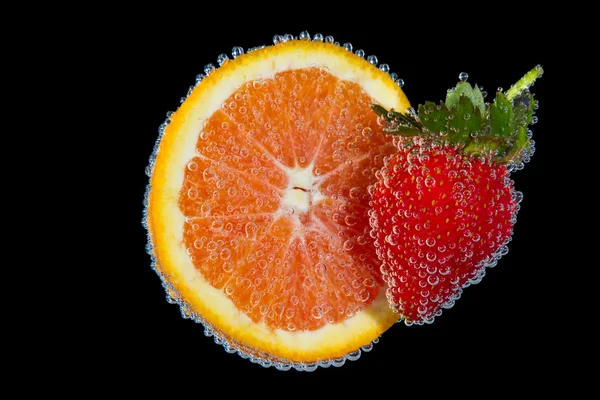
[505, 65, 544, 101]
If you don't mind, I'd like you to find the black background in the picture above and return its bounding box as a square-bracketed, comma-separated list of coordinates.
[107, 20, 564, 389]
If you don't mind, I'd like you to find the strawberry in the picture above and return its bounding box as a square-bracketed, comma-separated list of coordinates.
[369, 67, 543, 325]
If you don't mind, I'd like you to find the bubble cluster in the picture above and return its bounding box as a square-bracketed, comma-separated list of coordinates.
[271, 33, 405, 88]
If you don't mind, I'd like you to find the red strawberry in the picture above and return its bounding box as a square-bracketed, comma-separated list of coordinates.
[369, 67, 542, 325]
[369, 146, 519, 324]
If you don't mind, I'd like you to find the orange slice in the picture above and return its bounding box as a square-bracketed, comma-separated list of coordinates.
[145, 36, 411, 370]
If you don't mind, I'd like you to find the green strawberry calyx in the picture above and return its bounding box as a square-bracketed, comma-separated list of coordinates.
[373, 65, 543, 165]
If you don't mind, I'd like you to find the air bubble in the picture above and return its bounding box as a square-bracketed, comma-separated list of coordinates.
[285, 308, 295, 319]
[396, 78, 404, 88]
[250, 292, 261, 306]
[200, 202, 211, 214]
[325, 35, 334, 43]
[367, 55, 378, 65]
[357, 289, 370, 302]
[315, 262, 326, 276]
[211, 219, 224, 231]
[273, 35, 282, 44]
[220, 248, 231, 260]
[343, 240, 355, 251]
[245, 222, 257, 238]
[349, 187, 361, 199]
[379, 64, 389, 73]
[187, 161, 198, 171]
[232, 46, 244, 58]
[341, 285, 352, 296]
[311, 306, 323, 319]
[299, 31, 310, 40]
[385, 235, 397, 246]
[355, 49, 365, 58]
[204, 64, 215, 75]
[513, 190, 524, 204]
[459, 72, 469, 82]
[344, 215, 358, 226]
[217, 54, 229, 66]
[424, 176, 436, 187]
[187, 187, 198, 199]
[203, 168, 216, 181]
[283, 34, 294, 42]
[223, 262, 233, 273]
[427, 275, 439, 285]
[313, 33, 324, 42]
[343, 43, 353, 52]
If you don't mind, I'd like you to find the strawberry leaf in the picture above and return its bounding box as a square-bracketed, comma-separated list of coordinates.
[418, 101, 449, 134]
[445, 95, 482, 144]
[512, 93, 534, 130]
[464, 136, 510, 156]
[515, 125, 529, 148]
[494, 126, 529, 163]
[445, 82, 486, 115]
[372, 104, 424, 137]
[490, 92, 513, 138]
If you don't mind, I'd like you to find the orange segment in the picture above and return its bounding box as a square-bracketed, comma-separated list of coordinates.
[148, 39, 411, 366]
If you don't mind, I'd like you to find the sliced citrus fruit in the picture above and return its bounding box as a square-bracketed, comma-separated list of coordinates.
[144, 34, 411, 370]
